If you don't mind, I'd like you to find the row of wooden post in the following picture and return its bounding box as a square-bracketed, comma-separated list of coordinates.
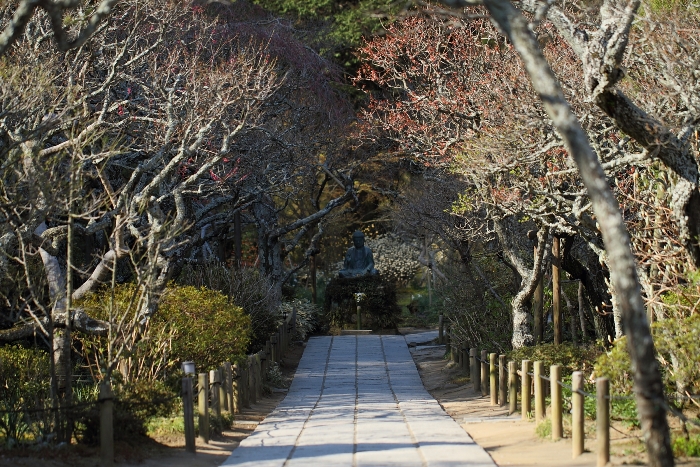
[99, 313, 296, 465]
[180, 315, 295, 453]
[447, 341, 610, 467]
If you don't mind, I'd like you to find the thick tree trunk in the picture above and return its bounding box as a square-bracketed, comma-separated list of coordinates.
[479, 0, 673, 463]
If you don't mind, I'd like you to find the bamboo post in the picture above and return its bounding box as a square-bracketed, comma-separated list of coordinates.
[99, 381, 114, 467]
[182, 377, 196, 453]
[198, 373, 209, 443]
[521, 360, 531, 420]
[508, 361, 517, 414]
[248, 356, 257, 404]
[551, 365, 563, 441]
[438, 314, 444, 344]
[255, 353, 263, 401]
[232, 364, 240, 414]
[534, 361, 545, 424]
[597, 378, 610, 467]
[480, 350, 488, 397]
[553, 236, 562, 345]
[218, 366, 227, 413]
[271, 335, 278, 364]
[572, 371, 584, 458]
[499, 355, 507, 407]
[210, 369, 221, 420]
[490, 353, 498, 406]
[224, 362, 232, 412]
[470, 348, 480, 394]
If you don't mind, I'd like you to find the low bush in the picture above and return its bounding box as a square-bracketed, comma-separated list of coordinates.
[278, 299, 320, 341]
[177, 262, 279, 353]
[0, 345, 51, 446]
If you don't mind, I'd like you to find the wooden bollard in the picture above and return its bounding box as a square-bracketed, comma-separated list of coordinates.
[521, 360, 531, 420]
[572, 371, 584, 458]
[224, 362, 233, 412]
[210, 369, 221, 420]
[451, 334, 458, 363]
[438, 314, 444, 344]
[271, 335, 278, 364]
[255, 354, 263, 400]
[551, 365, 562, 440]
[461, 347, 469, 372]
[182, 377, 196, 453]
[198, 373, 209, 443]
[218, 366, 227, 413]
[490, 353, 498, 406]
[597, 378, 610, 467]
[232, 364, 240, 414]
[508, 361, 517, 414]
[241, 366, 250, 408]
[499, 355, 507, 407]
[248, 356, 257, 404]
[99, 381, 114, 467]
[534, 361, 545, 424]
[481, 350, 488, 397]
[470, 348, 480, 394]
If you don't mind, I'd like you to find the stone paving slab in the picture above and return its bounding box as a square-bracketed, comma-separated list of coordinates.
[221, 335, 496, 467]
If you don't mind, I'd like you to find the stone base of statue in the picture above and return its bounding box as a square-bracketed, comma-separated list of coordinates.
[323, 274, 401, 331]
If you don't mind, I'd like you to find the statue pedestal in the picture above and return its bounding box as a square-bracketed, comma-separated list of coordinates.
[323, 275, 401, 331]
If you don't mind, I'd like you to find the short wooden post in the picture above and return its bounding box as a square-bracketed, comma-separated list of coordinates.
[461, 347, 468, 372]
[457, 345, 463, 366]
[99, 381, 114, 467]
[255, 354, 263, 400]
[224, 362, 233, 412]
[489, 353, 497, 406]
[357, 304, 362, 330]
[508, 361, 517, 414]
[271, 335, 278, 364]
[534, 361, 545, 424]
[499, 355, 507, 407]
[182, 377, 196, 453]
[481, 350, 488, 397]
[248, 356, 257, 404]
[198, 373, 209, 443]
[551, 365, 563, 441]
[232, 364, 240, 414]
[451, 334, 458, 363]
[572, 371, 584, 458]
[241, 366, 250, 408]
[218, 366, 227, 413]
[210, 369, 221, 420]
[597, 378, 610, 467]
[521, 360, 531, 420]
[470, 348, 480, 394]
[438, 314, 444, 344]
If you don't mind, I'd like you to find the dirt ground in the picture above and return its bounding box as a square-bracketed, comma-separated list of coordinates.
[0, 344, 304, 467]
[401, 327, 700, 467]
[4, 332, 698, 467]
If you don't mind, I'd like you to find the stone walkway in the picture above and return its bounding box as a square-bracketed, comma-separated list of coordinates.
[222, 335, 496, 467]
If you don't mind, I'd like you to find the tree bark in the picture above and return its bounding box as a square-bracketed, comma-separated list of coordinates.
[479, 0, 673, 463]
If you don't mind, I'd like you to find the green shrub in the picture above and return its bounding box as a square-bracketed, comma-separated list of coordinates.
[76, 379, 178, 445]
[157, 285, 251, 370]
[673, 434, 700, 457]
[508, 343, 602, 378]
[278, 298, 320, 341]
[177, 263, 279, 353]
[0, 345, 51, 446]
[76, 284, 251, 379]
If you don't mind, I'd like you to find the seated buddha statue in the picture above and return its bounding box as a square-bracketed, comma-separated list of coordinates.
[338, 231, 379, 278]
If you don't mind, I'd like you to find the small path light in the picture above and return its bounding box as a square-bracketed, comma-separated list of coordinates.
[354, 292, 366, 330]
[181, 361, 195, 376]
